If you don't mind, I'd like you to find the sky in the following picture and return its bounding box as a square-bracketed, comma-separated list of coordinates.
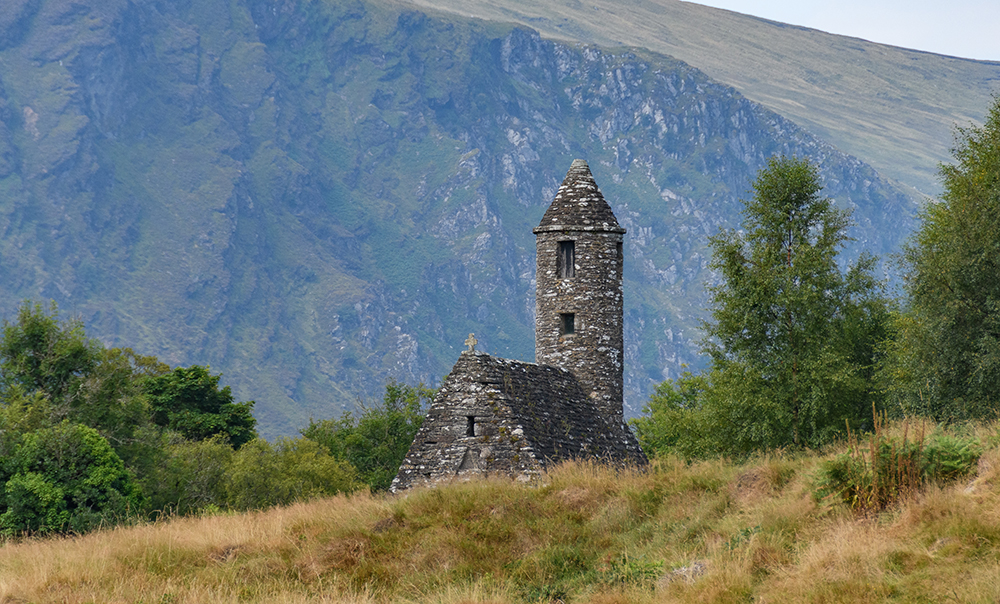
[689, 0, 1000, 61]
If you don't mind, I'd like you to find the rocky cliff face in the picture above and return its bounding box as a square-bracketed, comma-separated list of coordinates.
[0, 0, 914, 435]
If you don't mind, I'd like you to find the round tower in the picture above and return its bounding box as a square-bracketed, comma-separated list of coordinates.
[533, 159, 626, 423]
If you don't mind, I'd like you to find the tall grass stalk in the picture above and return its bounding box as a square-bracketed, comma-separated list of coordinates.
[817, 407, 981, 514]
[846, 410, 925, 512]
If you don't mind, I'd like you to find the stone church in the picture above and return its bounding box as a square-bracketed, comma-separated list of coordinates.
[390, 159, 647, 491]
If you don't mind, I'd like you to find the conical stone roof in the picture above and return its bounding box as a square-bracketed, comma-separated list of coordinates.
[533, 159, 626, 234]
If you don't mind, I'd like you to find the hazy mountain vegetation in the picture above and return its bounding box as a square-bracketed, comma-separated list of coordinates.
[0, 0, 915, 437]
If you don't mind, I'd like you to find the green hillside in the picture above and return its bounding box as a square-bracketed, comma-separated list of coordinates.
[408, 0, 1000, 197]
[0, 0, 914, 436]
[2, 420, 999, 602]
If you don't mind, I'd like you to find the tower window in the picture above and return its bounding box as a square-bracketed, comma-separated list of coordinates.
[466, 416, 476, 437]
[558, 240, 575, 278]
[560, 313, 575, 336]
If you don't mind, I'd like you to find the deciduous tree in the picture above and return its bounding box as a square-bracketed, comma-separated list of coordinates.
[0, 302, 165, 466]
[635, 157, 889, 458]
[702, 156, 889, 452]
[0, 301, 99, 414]
[891, 98, 1000, 419]
[0, 422, 143, 535]
[144, 365, 257, 448]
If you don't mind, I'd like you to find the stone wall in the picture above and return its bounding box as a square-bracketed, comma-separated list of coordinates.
[391, 351, 645, 491]
[533, 159, 627, 423]
[391, 159, 646, 493]
[534, 229, 625, 423]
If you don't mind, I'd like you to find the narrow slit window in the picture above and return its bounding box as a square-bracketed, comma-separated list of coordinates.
[617, 242, 623, 261]
[560, 313, 575, 336]
[558, 240, 575, 278]
[466, 416, 476, 437]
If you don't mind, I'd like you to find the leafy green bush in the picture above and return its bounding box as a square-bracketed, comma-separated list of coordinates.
[923, 434, 982, 482]
[302, 380, 433, 491]
[223, 437, 360, 510]
[815, 414, 981, 513]
[142, 436, 234, 517]
[630, 371, 710, 458]
[143, 436, 360, 515]
[0, 422, 143, 535]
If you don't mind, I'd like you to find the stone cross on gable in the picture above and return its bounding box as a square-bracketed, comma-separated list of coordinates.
[464, 333, 477, 352]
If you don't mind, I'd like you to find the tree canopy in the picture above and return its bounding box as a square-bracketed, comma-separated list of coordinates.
[0, 301, 100, 413]
[889, 97, 1000, 420]
[634, 156, 890, 457]
[0, 422, 143, 535]
[0, 301, 366, 534]
[145, 365, 257, 449]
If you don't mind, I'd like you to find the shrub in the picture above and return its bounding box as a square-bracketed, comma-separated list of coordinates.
[815, 413, 981, 513]
[630, 372, 709, 458]
[0, 422, 143, 535]
[142, 436, 234, 516]
[223, 437, 360, 510]
[302, 380, 433, 491]
[144, 436, 361, 515]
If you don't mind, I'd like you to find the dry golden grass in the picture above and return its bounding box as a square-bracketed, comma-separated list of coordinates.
[3, 422, 1000, 603]
[0, 493, 394, 603]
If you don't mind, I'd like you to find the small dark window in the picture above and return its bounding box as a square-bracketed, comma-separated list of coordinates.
[560, 313, 575, 336]
[466, 416, 476, 437]
[617, 242, 623, 261]
[558, 240, 575, 278]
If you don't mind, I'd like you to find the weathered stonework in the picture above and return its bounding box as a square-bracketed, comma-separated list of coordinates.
[534, 159, 626, 424]
[391, 352, 646, 490]
[391, 159, 646, 492]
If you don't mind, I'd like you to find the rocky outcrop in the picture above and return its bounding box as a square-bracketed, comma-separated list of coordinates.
[0, 0, 915, 435]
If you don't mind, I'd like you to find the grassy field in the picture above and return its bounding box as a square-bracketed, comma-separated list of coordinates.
[2, 420, 1000, 603]
[407, 0, 1000, 198]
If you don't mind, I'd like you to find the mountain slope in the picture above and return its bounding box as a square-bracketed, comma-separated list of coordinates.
[0, 0, 913, 436]
[406, 0, 1000, 198]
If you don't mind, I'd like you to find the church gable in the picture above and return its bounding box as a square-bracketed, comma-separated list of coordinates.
[391, 352, 547, 491]
[391, 351, 646, 492]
